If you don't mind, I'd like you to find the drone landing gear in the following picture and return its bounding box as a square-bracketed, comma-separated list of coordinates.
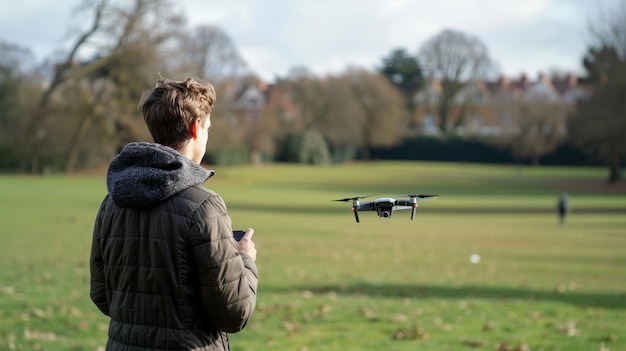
[411, 203, 418, 220]
[352, 207, 360, 223]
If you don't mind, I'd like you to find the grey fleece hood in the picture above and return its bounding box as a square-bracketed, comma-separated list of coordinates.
[106, 142, 215, 208]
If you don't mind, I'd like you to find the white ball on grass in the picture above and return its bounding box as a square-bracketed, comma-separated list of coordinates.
[469, 254, 481, 264]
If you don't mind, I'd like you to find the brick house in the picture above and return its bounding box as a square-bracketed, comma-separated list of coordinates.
[412, 73, 591, 136]
[228, 78, 296, 125]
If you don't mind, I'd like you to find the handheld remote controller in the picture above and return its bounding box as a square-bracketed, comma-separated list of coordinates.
[232, 230, 246, 241]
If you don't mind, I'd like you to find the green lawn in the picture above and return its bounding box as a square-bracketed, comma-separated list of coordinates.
[0, 162, 624, 350]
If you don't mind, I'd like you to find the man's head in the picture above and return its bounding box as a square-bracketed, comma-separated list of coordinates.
[139, 75, 216, 152]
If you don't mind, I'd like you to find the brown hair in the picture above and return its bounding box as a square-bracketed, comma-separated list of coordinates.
[138, 75, 216, 149]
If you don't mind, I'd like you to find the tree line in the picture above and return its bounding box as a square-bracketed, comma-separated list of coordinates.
[0, 0, 624, 183]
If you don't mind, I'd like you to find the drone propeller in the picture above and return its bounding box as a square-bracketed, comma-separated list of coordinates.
[332, 195, 376, 202]
[406, 194, 439, 200]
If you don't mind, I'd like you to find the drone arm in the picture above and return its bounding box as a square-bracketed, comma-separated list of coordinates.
[335, 196, 376, 223]
[395, 200, 418, 220]
[356, 202, 375, 211]
[352, 201, 374, 223]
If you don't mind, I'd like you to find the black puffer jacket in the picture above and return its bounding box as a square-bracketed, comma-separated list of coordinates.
[90, 142, 258, 351]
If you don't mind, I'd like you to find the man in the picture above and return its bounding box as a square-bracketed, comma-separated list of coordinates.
[558, 192, 570, 225]
[90, 75, 258, 351]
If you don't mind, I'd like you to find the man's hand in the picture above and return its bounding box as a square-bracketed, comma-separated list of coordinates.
[237, 228, 256, 261]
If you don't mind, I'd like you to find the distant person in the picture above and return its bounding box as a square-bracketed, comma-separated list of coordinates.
[558, 192, 570, 224]
[89, 75, 258, 350]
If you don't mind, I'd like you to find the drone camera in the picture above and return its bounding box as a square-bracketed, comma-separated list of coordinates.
[377, 207, 392, 218]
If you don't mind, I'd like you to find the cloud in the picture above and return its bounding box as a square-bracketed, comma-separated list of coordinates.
[181, 0, 576, 80]
[0, 1, 75, 56]
[1, 0, 622, 82]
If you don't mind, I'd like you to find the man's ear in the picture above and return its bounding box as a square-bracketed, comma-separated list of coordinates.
[190, 119, 198, 139]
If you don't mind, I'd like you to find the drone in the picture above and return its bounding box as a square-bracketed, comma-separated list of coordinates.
[333, 194, 439, 223]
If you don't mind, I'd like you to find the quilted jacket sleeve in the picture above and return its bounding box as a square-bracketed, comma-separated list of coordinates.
[89, 196, 110, 316]
[191, 193, 258, 333]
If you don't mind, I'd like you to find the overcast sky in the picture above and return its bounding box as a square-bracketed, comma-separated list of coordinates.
[0, 0, 621, 82]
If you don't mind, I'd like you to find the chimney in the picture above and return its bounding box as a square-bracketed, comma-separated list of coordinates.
[498, 75, 509, 88]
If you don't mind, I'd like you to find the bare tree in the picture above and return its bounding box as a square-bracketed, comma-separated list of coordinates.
[24, 0, 187, 172]
[278, 74, 331, 132]
[278, 68, 406, 161]
[345, 68, 408, 160]
[418, 29, 495, 134]
[320, 75, 363, 151]
[491, 96, 570, 165]
[278, 72, 364, 160]
[176, 25, 248, 82]
[17, 0, 108, 173]
[60, 0, 187, 172]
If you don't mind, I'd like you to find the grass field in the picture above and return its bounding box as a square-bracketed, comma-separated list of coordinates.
[0, 161, 625, 351]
